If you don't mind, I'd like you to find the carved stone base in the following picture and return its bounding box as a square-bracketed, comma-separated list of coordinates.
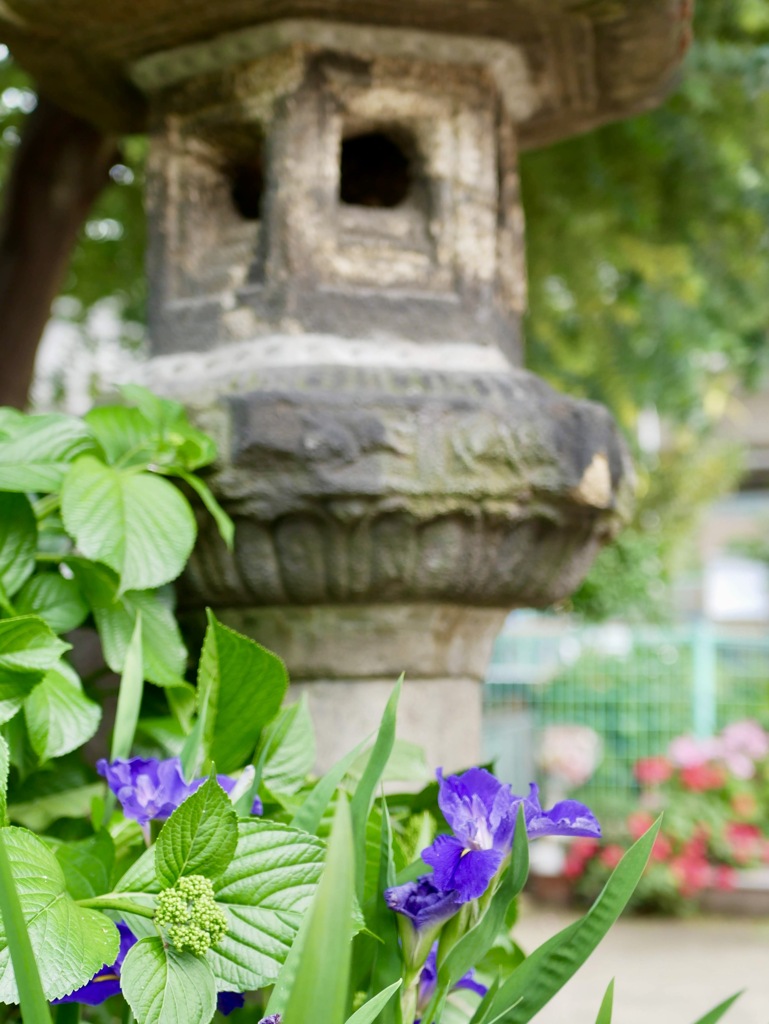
[215, 603, 507, 770]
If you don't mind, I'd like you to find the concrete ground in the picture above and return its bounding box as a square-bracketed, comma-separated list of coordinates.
[513, 898, 769, 1024]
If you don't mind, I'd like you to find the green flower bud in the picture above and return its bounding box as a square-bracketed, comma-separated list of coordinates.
[156, 875, 227, 955]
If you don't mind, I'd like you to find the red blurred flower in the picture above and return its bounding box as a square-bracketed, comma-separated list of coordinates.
[563, 838, 600, 879]
[599, 844, 625, 870]
[712, 865, 736, 892]
[679, 763, 727, 792]
[670, 854, 712, 897]
[650, 833, 672, 862]
[725, 822, 762, 866]
[634, 756, 673, 786]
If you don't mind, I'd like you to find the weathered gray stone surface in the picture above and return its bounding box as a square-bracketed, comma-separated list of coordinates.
[1, 2, 692, 142]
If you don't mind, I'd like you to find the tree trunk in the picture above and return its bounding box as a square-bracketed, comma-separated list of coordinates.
[0, 93, 118, 409]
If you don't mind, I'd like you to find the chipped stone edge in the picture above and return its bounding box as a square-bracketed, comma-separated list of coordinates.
[128, 17, 543, 122]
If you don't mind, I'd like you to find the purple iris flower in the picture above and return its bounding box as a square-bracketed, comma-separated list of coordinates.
[53, 923, 136, 1006]
[522, 782, 601, 840]
[217, 991, 246, 1015]
[97, 757, 263, 826]
[421, 768, 601, 904]
[421, 768, 518, 903]
[416, 944, 487, 1022]
[383, 875, 460, 931]
[257, 1016, 282, 1023]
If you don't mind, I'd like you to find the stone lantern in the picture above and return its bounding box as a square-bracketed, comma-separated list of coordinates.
[3, 2, 693, 769]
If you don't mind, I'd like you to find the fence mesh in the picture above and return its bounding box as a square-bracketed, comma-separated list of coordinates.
[482, 616, 769, 823]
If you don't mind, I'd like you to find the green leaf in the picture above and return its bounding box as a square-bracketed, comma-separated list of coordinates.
[24, 662, 101, 761]
[209, 821, 325, 991]
[110, 612, 144, 762]
[432, 807, 528, 1015]
[258, 698, 316, 798]
[690, 992, 743, 1024]
[0, 736, 7, 826]
[468, 975, 503, 1024]
[0, 493, 36, 599]
[367, 803, 402, 1024]
[14, 573, 89, 634]
[345, 981, 402, 1024]
[155, 775, 238, 887]
[485, 821, 660, 1024]
[0, 414, 95, 492]
[0, 830, 52, 1024]
[282, 796, 355, 1024]
[595, 979, 614, 1024]
[72, 560, 187, 688]
[290, 736, 369, 836]
[350, 677, 401, 899]
[116, 819, 326, 992]
[0, 826, 119, 1002]
[85, 405, 160, 467]
[170, 470, 234, 551]
[119, 385, 218, 470]
[60, 455, 196, 592]
[0, 616, 70, 710]
[196, 611, 288, 775]
[54, 829, 115, 902]
[121, 935, 217, 1024]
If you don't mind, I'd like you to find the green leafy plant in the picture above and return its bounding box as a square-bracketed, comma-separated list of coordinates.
[0, 394, 745, 1024]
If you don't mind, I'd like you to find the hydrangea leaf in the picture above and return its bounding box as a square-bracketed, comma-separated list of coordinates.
[0, 616, 71, 707]
[197, 612, 287, 774]
[13, 572, 89, 635]
[24, 662, 101, 762]
[60, 456, 196, 592]
[0, 735, 8, 826]
[54, 829, 115, 902]
[0, 494, 36, 599]
[122, 936, 217, 1024]
[208, 821, 325, 992]
[155, 775, 238, 888]
[0, 827, 119, 1003]
[0, 414, 95, 492]
[70, 559, 187, 688]
[257, 698, 316, 798]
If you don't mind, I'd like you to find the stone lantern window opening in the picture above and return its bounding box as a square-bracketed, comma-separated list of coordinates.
[339, 128, 414, 209]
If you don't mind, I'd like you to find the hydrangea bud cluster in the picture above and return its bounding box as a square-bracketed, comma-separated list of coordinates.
[156, 875, 227, 955]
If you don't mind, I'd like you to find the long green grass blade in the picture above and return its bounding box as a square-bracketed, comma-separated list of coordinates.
[486, 820, 660, 1024]
[595, 979, 614, 1024]
[290, 735, 370, 835]
[282, 795, 355, 1024]
[345, 980, 402, 1024]
[469, 977, 504, 1024]
[690, 991, 743, 1024]
[110, 611, 144, 761]
[350, 676, 402, 898]
[0, 829, 53, 1024]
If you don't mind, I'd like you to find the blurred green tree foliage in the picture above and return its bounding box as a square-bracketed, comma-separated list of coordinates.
[0, 0, 766, 618]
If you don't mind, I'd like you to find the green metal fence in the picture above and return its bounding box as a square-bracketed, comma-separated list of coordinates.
[482, 616, 769, 821]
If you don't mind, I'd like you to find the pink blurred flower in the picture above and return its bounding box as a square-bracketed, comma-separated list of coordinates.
[627, 810, 656, 840]
[668, 735, 721, 769]
[599, 844, 625, 870]
[721, 720, 769, 761]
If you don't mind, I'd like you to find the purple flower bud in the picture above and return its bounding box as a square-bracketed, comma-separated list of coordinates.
[52, 923, 136, 1006]
[384, 875, 460, 931]
[258, 1015, 282, 1023]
